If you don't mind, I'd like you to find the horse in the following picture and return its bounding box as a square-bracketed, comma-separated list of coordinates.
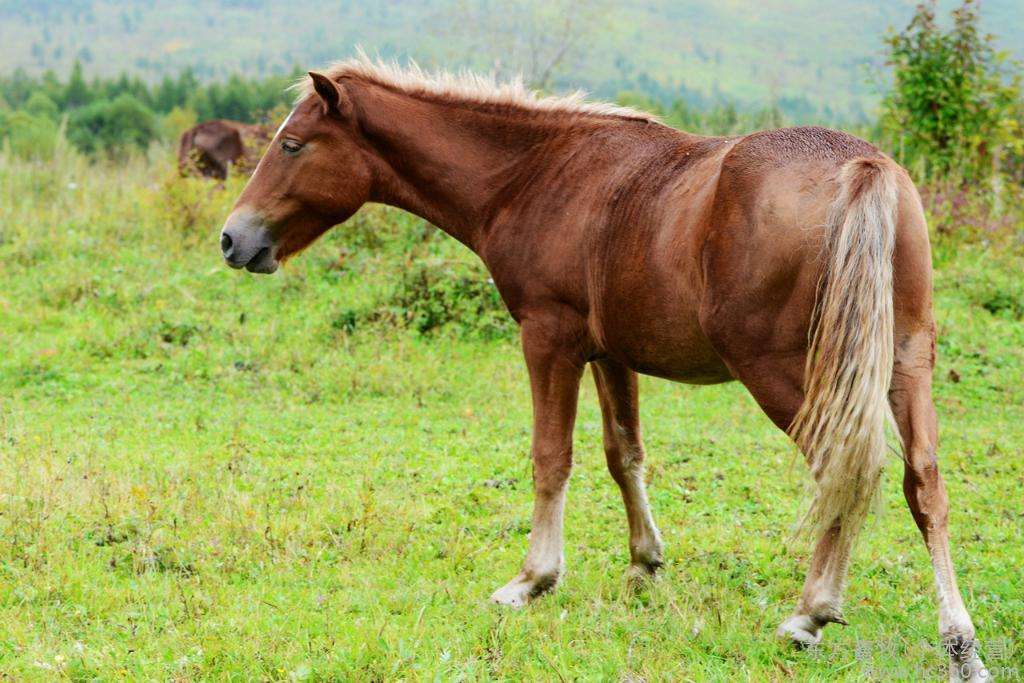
[218, 56, 987, 679]
[178, 119, 271, 179]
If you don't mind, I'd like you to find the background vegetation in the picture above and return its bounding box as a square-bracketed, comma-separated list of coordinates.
[0, 0, 1021, 679]
[0, 64, 297, 157]
[1, 0, 1022, 121]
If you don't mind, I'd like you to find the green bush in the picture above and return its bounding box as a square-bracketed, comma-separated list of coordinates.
[22, 91, 59, 120]
[149, 165, 245, 240]
[881, 0, 1023, 181]
[160, 105, 198, 143]
[0, 108, 61, 159]
[381, 258, 515, 340]
[67, 93, 158, 155]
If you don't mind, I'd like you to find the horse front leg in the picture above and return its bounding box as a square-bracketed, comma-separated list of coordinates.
[490, 321, 584, 607]
[592, 359, 664, 581]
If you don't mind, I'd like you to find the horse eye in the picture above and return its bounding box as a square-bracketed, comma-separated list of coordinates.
[281, 139, 303, 154]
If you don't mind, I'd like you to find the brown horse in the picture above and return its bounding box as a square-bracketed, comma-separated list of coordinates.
[219, 57, 987, 679]
[178, 119, 271, 179]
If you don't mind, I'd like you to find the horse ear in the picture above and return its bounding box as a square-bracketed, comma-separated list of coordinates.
[308, 71, 351, 118]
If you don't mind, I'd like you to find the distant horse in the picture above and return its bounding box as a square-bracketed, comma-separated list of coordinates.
[178, 119, 270, 179]
[218, 57, 986, 679]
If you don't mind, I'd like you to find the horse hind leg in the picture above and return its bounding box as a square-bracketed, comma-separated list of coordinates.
[716, 353, 858, 646]
[891, 329, 986, 681]
[735, 328, 989, 678]
[764, 354, 856, 645]
[775, 522, 853, 646]
[592, 359, 664, 581]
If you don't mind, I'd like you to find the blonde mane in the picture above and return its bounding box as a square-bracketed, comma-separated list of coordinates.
[293, 51, 657, 124]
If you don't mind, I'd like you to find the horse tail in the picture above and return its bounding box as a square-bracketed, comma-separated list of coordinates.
[789, 156, 900, 547]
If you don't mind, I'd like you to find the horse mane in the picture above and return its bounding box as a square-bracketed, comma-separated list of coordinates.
[292, 50, 658, 124]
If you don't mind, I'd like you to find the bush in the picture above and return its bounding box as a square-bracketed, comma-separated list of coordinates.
[22, 91, 59, 120]
[381, 258, 515, 340]
[151, 169, 244, 240]
[161, 105, 198, 143]
[67, 93, 158, 155]
[0, 108, 61, 159]
[881, 0, 1023, 181]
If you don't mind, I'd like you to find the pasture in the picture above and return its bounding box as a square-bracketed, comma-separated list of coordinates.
[1, 149, 1021, 680]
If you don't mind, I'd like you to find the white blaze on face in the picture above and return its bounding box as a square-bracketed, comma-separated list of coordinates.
[274, 107, 295, 139]
[252, 107, 296, 176]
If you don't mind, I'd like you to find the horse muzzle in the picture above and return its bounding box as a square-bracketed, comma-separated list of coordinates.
[220, 210, 279, 274]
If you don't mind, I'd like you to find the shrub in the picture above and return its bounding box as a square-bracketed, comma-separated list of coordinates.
[382, 258, 515, 340]
[161, 105, 198, 143]
[151, 170, 243, 240]
[67, 93, 157, 155]
[881, 0, 1023, 182]
[981, 291, 1023, 320]
[22, 91, 59, 120]
[0, 108, 61, 159]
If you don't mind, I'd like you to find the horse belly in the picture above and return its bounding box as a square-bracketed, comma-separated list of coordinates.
[591, 276, 733, 384]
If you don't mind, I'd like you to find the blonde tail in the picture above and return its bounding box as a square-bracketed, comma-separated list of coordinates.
[789, 157, 900, 547]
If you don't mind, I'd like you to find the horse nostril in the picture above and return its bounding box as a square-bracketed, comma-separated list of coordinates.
[220, 232, 233, 256]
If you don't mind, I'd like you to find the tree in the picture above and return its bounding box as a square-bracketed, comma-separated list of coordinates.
[881, 0, 1023, 181]
[64, 59, 89, 109]
[154, 76, 182, 113]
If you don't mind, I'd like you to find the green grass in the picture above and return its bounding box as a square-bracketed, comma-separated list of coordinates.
[0, 150, 1021, 680]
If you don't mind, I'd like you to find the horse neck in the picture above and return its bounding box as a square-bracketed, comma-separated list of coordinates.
[347, 81, 567, 249]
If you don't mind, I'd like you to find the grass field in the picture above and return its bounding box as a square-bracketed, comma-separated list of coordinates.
[1, 150, 1022, 680]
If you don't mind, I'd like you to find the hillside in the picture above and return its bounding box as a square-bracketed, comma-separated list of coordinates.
[0, 0, 1021, 120]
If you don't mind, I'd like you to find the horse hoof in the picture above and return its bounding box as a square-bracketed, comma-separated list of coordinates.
[944, 635, 988, 683]
[489, 582, 530, 608]
[776, 615, 823, 648]
[489, 572, 557, 607]
[949, 657, 989, 683]
[624, 562, 660, 590]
